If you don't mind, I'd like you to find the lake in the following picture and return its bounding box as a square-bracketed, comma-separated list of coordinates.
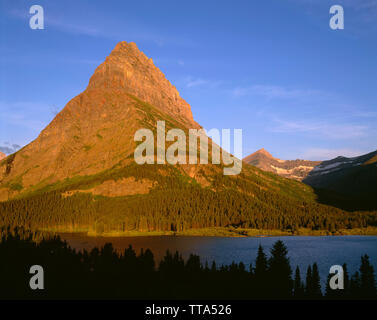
[59, 233, 377, 288]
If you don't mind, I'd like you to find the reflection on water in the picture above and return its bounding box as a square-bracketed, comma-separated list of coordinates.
[60, 233, 377, 287]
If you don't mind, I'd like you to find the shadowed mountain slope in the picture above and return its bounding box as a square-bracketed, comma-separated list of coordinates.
[244, 149, 377, 211]
[1, 42, 376, 233]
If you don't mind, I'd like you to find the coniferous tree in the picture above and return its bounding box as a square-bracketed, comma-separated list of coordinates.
[293, 266, 304, 298]
[255, 245, 268, 279]
[350, 271, 361, 298]
[325, 273, 335, 299]
[186, 254, 202, 273]
[249, 262, 254, 276]
[268, 240, 292, 298]
[1, 231, 376, 300]
[311, 263, 322, 298]
[254, 244, 268, 296]
[305, 265, 312, 297]
[343, 263, 350, 298]
[359, 255, 376, 299]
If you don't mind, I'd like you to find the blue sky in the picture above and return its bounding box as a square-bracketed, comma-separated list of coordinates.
[0, 0, 376, 160]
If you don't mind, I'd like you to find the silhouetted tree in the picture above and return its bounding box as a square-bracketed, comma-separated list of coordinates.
[293, 266, 305, 298]
[255, 245, 268, 278]
[359, 255, 376, 299]
[311, 263, 322, 298]
[305, 265, 312, 297]
[254, 244, 268, 296]
[0, 229, 376, 300]
[350, 271, 361, 298]
[268, 240, 292, 298]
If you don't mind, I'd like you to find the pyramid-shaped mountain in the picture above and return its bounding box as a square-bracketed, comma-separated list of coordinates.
[0, 42, 201, 199]
[0, 42, 363, 235]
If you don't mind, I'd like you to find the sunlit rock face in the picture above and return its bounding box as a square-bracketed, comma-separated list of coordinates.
[243, 148, 321, 181]
[0, 41, 201, 200]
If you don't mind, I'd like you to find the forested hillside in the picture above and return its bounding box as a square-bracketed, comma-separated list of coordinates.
[1, 161, 376, 234]
[1, 41, 376, 235]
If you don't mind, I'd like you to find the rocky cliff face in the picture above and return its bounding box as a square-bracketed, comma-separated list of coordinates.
[0, 42, 319, 208]
[88, 42, 195, 126]
[0, 152, 5, 161]
[1, 41, 354, 234]
[243, 149, 321, 181]
[0, 42, 200, 200]
[244, 148, 377, 200]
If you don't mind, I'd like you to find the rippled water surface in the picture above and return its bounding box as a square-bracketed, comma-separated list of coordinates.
[60, 234, 377, 286]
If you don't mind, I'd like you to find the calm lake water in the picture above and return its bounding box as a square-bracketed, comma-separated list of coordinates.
[59, 234, 377, 288]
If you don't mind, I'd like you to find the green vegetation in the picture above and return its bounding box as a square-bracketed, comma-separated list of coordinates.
[47, 226, 377, 238]
[1, 161, 377, 235]
[9, 183, 23, 191]
[1, 94, 376, 236]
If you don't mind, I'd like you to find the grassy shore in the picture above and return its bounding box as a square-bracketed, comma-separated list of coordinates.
[41, 226, 377, 238]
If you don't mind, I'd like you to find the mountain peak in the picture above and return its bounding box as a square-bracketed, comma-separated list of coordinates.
[243, 148, 275, 165]
[113, 41, 138, 51]
[255, 148, 273, 158]
[244, 148, 274, 160]
[243, 149, 323, 181]
[110, 41, 150, 62]
[87, 41, 195, 125]
[0, 41, 201, 200]
[0, 152, 5, 160]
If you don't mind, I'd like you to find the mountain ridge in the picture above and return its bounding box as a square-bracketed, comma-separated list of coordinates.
[0, 41, 375, 234]
[304, 150, 377, 195]
[243, 149, 321, 181]
[0, 42, 200, 200]
[87, 41, 197, 126]
[244, 148, 377, 210]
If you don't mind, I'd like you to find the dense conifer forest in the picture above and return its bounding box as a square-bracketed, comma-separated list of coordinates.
[0, 228, 375, 299]
[1, 163, 377, 234]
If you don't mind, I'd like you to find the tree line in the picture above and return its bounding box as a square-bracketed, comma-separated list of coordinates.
[0, 228, 375, 299]
[0, 187, 376, 234]
[1, 163, 376, 234]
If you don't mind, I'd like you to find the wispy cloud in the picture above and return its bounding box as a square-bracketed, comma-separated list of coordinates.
[8, 7, 195, 47]
[185, 76, 209, 88]
[0, 101, 54, 151]
[233, 83, 375, 142]
[183, 76, 222, 89]
[0, 101, 51, 131]
[270, 118, 368, 140]
[0, 143, 21, 155]
[352, 111, 377, 118]
[154, 58, 185, 68]
[301, 148, 366, 161]
[232, 84, 323, 100]
[340, 0, 377, 12]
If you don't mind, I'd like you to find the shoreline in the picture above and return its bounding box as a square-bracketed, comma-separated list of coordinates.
[40, 226, 377, 238]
